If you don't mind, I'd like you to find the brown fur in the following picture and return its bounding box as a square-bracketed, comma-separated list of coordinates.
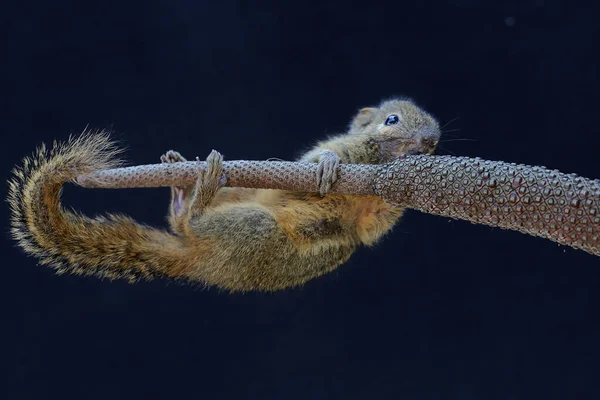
[8, 98, 440, 292]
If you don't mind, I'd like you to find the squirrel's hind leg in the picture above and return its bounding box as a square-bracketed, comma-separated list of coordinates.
[177, 150, 227, 236]
[161, 150, 193, 235]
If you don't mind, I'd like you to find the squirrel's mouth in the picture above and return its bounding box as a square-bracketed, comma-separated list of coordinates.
[382, 135, 439, 161]
[404, 138, 438, 156]
[394, 142, 437, 158]
[403, 148, 425, 156]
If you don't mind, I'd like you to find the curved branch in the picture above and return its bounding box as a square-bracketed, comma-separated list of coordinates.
[77, 155, 600, 257]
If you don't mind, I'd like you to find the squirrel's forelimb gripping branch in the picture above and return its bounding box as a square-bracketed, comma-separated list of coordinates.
[77, 155, 600, 257]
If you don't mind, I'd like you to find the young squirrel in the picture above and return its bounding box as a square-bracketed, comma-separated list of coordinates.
[8, 98, 440, 292]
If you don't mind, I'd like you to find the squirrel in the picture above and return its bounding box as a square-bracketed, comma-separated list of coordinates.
[8, 98, 440, 292]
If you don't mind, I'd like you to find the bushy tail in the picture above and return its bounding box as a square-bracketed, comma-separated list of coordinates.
[8, 130, 192, 283]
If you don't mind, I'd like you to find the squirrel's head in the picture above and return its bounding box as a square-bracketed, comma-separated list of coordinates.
[348, 98, 440, 162]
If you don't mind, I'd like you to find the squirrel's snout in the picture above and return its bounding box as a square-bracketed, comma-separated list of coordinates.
[420, 137, 439, 154]
[407, 128, 440, 155]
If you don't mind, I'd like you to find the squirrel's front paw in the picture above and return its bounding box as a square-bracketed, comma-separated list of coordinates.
[196, 150, 227, 189]
[160, 150, 187, 164]
[316, 150, 341, 196]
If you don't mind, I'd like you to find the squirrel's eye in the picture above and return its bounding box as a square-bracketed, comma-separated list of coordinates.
[385, 114, 400, 126]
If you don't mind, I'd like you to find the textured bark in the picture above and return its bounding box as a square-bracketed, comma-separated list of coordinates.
[375, 155, 600, 257]
[76, 160, 377, 194]
[77, 155, 600, 257]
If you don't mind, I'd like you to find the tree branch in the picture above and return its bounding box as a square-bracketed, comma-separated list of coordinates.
[77, 155, 600, 257]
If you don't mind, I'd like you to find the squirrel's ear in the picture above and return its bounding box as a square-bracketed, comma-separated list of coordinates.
[350, 107, 377, 132]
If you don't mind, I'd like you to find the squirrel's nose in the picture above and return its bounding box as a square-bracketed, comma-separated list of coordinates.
[417, 128, 440, 154]
[420, 137, 439, 154]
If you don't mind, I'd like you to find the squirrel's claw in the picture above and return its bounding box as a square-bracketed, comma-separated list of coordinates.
[161, 150, 187, 164]
[196, 150, 227, 189]
[162, 150, 189, 216]
[316, 150, 341, 196]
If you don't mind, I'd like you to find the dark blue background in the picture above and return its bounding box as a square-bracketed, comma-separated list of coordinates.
[2, 1, 599, 399]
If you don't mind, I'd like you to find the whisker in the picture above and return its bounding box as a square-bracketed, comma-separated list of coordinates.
[440, 138, 477, 143]
[441, 117, 460, 130]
